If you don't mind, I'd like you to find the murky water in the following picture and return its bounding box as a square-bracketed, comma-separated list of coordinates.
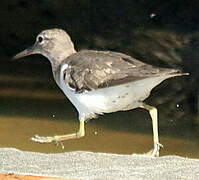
[0, 73, 198, 158]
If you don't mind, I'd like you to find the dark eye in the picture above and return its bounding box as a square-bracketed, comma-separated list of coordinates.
[37, 36, 44, 43]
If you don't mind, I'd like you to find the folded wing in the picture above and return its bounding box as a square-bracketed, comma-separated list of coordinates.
[62, 50, 180, 92]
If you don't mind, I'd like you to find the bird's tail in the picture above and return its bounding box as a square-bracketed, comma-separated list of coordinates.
[163, 68, 189, 78]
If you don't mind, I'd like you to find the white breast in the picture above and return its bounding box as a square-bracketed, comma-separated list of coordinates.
[59, 64, 98, 120]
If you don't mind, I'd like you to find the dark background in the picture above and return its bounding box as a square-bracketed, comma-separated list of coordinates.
[0, 0, 198, 154]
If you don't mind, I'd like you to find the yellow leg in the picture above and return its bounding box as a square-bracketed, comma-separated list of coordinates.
[31, 120, 85, 146]
[140, 103, 163, 157]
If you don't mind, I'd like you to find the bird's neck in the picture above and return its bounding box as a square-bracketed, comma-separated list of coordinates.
[49, 48, 77, 85]
[50, 47, 76, 65]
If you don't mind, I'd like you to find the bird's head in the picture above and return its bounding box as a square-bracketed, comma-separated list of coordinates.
[13, 28, 76, 63]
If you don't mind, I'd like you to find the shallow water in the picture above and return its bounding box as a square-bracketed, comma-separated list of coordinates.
[0, 73, 198, 158]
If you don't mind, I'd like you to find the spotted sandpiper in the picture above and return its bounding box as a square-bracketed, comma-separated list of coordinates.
[13, 28, 188, 157]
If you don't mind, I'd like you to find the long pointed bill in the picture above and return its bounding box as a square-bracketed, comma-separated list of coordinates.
[12, 46, 37, 60]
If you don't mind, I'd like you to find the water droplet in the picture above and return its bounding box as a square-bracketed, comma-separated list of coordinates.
[150, 13, 157, 18]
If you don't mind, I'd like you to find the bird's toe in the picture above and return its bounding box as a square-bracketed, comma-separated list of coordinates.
[146, 142, 163, 157]
[30, 135, 55, 143]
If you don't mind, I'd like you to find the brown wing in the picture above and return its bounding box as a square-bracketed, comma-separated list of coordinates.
[62, 50, 178, 92]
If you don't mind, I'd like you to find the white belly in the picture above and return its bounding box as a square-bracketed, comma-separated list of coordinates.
[78, 76, 166, 113]
[60, 77, 167, 119]
[59, 64, 169, 120]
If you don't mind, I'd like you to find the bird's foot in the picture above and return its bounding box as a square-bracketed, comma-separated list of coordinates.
[146, 142, 163, 157]
[31, 134, 56, 143]
[31, 135, 65, 149]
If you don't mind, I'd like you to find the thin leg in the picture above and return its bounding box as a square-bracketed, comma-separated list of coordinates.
[31, 120, 85, 146]
[140, 103, 163, 157]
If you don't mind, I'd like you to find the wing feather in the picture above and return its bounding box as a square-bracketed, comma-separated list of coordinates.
[61, 50, 178, 92]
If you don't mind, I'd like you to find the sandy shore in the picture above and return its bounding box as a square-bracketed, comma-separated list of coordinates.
[0, 148, 198, 180]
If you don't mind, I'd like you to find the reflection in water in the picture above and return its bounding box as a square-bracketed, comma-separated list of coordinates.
[0, 75, 198, 158]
